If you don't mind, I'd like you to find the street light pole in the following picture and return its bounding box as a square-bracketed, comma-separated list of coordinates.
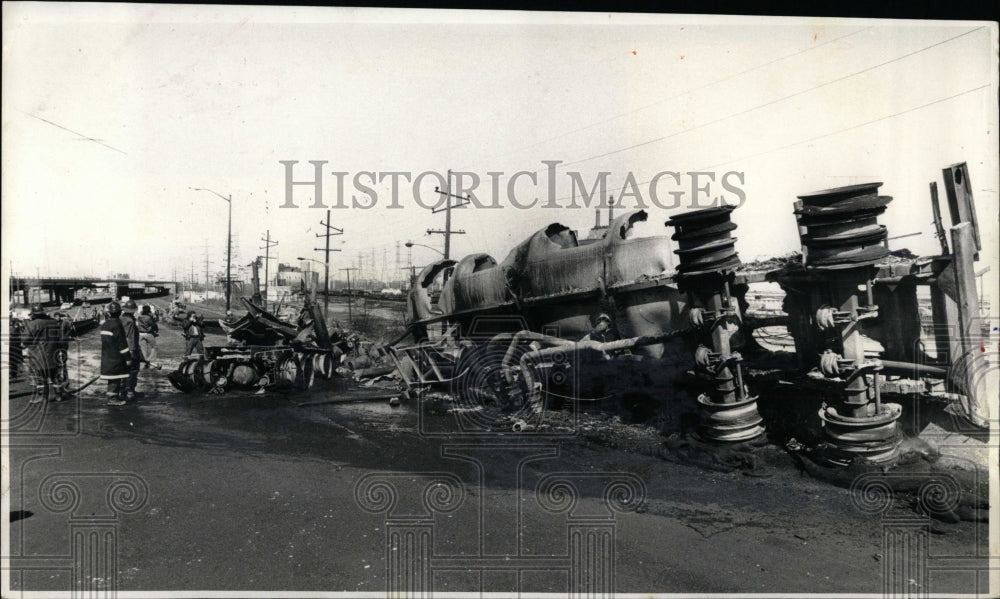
[190, 187, 233, 312]
[404, 241, 445, 257]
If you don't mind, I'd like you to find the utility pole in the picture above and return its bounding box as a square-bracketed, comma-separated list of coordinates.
[225, 196, 232, 310]
[229, 232, 241, 301]
[203, 241, 212, 291]
[401, 266, 417, 288]
[260, 230, 279, 310]
[339, 267, 359, 327]
[381, 247, 388, 287]
[250, 256, 262, 303]
[314, 209, 343, 318]
[428, 169, 469, 259]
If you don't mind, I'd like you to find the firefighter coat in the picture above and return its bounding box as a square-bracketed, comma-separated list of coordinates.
[22, 315, 70, 370]
[100, 316, 131, 379]
[120, 313, 143, 363]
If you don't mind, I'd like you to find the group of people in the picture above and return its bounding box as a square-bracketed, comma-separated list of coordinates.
[18, 297, 218, 406]
[98, 299, 166, 405]
[101, 301, 213, 405]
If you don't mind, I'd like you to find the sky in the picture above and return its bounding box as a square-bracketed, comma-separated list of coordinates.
[2, 5, 997, 306]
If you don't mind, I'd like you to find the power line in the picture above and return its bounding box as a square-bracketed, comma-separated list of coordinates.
[698, 83, 992, 172]
[259, 230, 279, 309]
[23, 111, 128, 155]
[554, 26, 986, 172]
[313, 209, 343, 316]
[459, 27, 873, 170]
[548, 82, 991, 205]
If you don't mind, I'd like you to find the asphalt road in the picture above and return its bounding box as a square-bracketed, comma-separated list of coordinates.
[5, 320, 989, 595]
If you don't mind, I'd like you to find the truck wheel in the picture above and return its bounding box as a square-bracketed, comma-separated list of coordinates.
[452, 344, 528, 412]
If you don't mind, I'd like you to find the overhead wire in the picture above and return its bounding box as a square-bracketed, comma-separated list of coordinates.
[546, 83, 990, 205]
[552, 26, 986, 172]
[457, 26, 873, 171]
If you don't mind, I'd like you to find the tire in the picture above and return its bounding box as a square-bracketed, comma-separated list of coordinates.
[451, 343, 528, 412]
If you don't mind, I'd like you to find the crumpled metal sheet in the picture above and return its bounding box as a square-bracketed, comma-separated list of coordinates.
[444, 254, 509, 313]
[409, 260, 457, 321]
[505, 210, 672, 298]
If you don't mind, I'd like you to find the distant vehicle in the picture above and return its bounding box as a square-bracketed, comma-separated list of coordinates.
[59, 302, 73, 310]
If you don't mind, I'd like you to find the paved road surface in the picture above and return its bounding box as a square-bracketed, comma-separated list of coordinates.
[5, 321, 989, 595]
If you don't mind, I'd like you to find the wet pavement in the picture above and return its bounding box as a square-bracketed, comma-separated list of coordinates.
[5, 318, 990, 595]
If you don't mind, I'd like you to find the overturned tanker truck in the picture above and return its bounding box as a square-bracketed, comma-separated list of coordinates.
[391, 206, 768, 441]
[390, 162, 992, 466]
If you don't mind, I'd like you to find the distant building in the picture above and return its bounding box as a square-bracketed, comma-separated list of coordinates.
[276, 262, 319, 290]
[265, 285, 294, 303]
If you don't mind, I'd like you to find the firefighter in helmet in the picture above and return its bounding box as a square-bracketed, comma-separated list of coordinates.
[120, 299, 143, 399]
[21, 304, 74, 403]
[100, 301, 132, 405]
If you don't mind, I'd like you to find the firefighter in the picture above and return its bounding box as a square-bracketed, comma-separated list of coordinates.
[9, 312, 25, 379]
[183, 311, 205, 357]
[120, 300, 143, 399]
[100, 300, 131, 406]
[52, 312, 75, 394]
[137, 304, 162, 369]
[22, 304, 74, 403]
